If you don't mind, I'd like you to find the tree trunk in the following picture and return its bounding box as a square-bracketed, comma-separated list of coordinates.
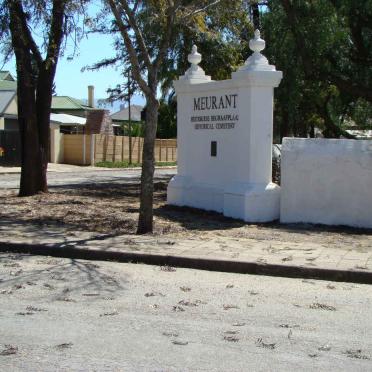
[280, 108, 290, 140]
[251, 3, 260, 30]
[14, 72, 49, 198]
[18, 114, 46, 196]
[9, 6, 46, 196]
[17, 79, 49, 196]
[17, 69, 55, 196]
[309, 123, 315, 138]
[8, 0, 65, 196]
[35, 67, 56, 192]
[137, 95, 159, 234]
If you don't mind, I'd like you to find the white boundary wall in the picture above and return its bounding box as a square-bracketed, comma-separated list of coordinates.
[280, 138, 372, 228]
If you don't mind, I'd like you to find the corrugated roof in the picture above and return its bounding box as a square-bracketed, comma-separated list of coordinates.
[110, 104, 143, 122]
[0, 71, 15, 81]
[0, 79, 17, 91]
[0, 91, 16, 114]
[51, 96, 92, 110]
[50, 113, 86, 126]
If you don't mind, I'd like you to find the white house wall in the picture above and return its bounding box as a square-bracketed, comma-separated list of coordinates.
[4, 95, 17, 116]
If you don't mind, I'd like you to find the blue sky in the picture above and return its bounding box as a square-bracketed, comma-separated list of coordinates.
[54, 32, 145, 107]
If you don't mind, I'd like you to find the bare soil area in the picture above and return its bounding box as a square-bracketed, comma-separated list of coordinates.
[1, 181, 371, 249]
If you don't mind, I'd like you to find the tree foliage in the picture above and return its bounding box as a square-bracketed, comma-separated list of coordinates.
[90, 1, 254, 139]
[262, 0, 372, 139]
[157, 97, 177, 138]
[152, 0, 371, 139]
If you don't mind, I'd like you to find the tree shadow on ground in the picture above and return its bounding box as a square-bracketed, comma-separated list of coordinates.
[0, 216, 137, 237]
[1, 178, 371, 238]
[0, 253, 128, 303]
[0, 180, 168, 235]
[155, 205, 246, 232]
[47, 176, 171, 200]
[50, 182, 141, 199]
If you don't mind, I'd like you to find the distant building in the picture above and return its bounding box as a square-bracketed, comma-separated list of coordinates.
[0, 90, 17, 131]
[0, 71, 17, 91]
[0, 71, 98, 164]
[110, 104, 144, 135]
[85, 110, 113, 136]
[0, 72, 19, 164]
[51, 85, 96, 118]
[51, 96, 95, 118]
[111, 104, 144, 123]
[0, 71, 18, 131]
[50, 113, 86, 134]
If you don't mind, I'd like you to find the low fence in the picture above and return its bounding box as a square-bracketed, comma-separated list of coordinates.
[61, 134, 177, 165]
[155, 138, 177, 163]
[63, 134, 92, 165]
[94, 134, 142, 164]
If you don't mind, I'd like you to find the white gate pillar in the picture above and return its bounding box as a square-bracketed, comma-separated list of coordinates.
[225, 30, 282, 221]
[168, 31, 282, 222]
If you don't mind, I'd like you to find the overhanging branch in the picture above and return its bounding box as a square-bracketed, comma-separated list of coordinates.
[106, 0, 152, 97]
[10, 0, 43, 67]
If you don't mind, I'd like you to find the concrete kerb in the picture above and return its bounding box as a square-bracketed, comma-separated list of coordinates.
[1, 241, 372, 285]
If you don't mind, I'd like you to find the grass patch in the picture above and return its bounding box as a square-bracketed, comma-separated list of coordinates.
[95, 161, 177, 168]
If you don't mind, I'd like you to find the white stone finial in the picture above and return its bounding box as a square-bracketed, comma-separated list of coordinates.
[188, 45, 202, 67]
[249, 30, 265, 53]
[236, 29, 276, 72]
[179, 44, 211, 83]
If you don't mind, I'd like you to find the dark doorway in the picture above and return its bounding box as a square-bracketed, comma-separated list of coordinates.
[0, 131, 21, 166]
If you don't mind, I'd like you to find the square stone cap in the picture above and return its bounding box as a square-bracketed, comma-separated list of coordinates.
[232, 69, 282, 87]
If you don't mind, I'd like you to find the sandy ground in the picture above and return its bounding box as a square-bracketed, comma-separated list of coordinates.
[1, 253, 372, 371]
[0, 180, 371, 252]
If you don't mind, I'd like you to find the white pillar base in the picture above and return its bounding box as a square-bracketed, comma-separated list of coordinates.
[168, 176, 280, 222]
[223, 182, 280, 222]
[167, 176, 224, 213]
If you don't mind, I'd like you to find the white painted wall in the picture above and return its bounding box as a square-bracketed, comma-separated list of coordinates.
[4, 95, 18, 116]
[280, 138, 372, 229]
[50, 124, 64, 163]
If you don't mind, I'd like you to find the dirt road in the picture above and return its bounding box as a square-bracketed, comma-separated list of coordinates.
[1, 253, 371, 371]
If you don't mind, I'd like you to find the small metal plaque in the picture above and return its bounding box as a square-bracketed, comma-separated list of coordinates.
[211, 141, 217, 157]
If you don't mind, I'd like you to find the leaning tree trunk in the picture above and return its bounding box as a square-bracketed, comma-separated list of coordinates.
[18, 103, 47, 196]
[13, 72, 49, 198]
[9, 0, 65, 196]
[17, 68, 55, 196]
[9, 10, 47, 196]
[17, 80, 49, 196]
[137, 94, 159, 234]
[35, 67, 56, 192]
